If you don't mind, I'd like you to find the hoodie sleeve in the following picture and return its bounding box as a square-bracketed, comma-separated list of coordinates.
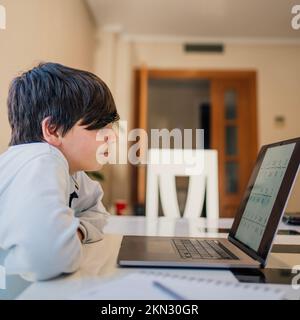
[72, 172, 110, 244]
[3, 153, 82, 281]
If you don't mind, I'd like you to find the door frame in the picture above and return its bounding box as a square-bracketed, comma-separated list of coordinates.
[133, 68, 258, 216]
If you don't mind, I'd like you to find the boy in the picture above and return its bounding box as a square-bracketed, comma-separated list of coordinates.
[0, 62, 119, 281]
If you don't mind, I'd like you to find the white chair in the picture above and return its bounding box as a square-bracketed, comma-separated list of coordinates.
[146, 149, 219, 220]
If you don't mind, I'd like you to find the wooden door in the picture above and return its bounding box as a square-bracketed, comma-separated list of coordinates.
[211, 77, 258, 217]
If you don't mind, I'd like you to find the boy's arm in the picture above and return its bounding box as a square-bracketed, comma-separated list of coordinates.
[4, 154, 83, 281]
[74, 172, 110, 244]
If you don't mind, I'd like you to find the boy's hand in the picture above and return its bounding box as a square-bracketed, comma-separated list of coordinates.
[77, 229, 84, 242]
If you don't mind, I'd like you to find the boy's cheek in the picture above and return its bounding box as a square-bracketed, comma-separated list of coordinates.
[95, 142, 115, 166]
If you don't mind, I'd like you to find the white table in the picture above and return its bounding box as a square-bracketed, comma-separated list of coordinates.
[17, 216, 300, 300]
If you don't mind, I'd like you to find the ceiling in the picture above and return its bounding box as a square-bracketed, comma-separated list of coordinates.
[86, 0, 300, 40]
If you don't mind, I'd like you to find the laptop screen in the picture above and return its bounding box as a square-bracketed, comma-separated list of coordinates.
[229, 138, 300, 264]
[234, 143, 296, 251]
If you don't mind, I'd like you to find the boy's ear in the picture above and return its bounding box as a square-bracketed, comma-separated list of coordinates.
[41, 117, 62, 146]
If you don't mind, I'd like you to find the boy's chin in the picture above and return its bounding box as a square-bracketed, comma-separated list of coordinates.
[85, 163, 104, 172]
[94, 163, 104, 171]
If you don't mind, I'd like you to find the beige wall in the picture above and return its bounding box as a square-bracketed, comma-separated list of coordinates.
[95, 32, 300, 212]
[0, 0, 96, 153]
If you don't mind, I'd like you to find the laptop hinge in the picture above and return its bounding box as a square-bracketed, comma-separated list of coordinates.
[228, 235, 265, 267]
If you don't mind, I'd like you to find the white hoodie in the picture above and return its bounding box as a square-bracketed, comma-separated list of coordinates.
[0, 143, 109, 281]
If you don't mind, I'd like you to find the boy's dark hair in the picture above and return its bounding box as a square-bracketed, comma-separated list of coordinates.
[7, 62, 119, 146]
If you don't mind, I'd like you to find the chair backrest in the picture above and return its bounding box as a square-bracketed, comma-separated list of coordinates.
[146, 149, 219, 220]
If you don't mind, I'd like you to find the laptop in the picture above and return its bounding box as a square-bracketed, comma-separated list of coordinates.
[117, 137, 300, 269]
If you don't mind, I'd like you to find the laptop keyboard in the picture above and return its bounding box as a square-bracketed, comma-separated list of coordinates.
[172, 239, 238, 260]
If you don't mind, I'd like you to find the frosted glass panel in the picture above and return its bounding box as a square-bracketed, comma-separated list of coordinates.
[226, 126, 237, 156]
[226, 162, 238, 193]
[225, 90, 237, 119]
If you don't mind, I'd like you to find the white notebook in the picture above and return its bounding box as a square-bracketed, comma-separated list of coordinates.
[71, 270, 286, 300]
